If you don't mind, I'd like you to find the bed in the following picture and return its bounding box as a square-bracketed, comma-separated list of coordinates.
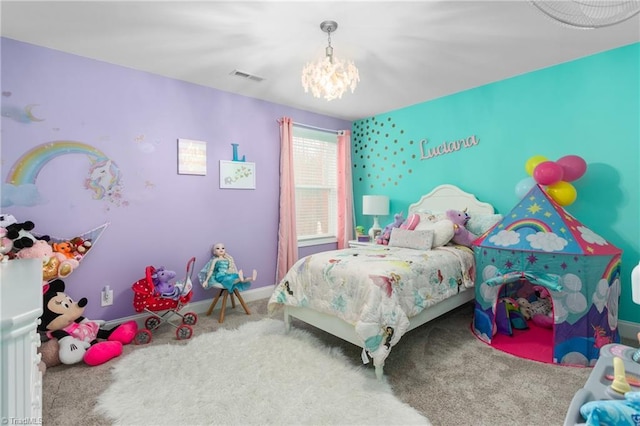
[268, 184, 496, 379]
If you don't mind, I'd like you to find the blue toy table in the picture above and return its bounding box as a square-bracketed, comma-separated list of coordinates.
[564, 344, 640, 425]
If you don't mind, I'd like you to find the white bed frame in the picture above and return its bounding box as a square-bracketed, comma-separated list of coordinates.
[283, 184, 495, 379]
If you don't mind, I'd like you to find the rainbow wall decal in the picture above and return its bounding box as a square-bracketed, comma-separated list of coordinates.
[3, 140, 125, 208]
[504, 218, 552, 233]
[7, 141, 108, 184]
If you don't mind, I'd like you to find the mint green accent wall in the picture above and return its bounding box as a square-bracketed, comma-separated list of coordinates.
[352, 43, 639, 323]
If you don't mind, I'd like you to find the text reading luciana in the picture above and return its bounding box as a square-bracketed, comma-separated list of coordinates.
[420, 135, 479, 160]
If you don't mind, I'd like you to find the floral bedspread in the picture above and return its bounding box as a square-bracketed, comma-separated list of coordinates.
[268, 244, 475, 368]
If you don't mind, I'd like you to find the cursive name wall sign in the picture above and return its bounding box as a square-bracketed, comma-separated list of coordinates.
[419, 135, 479, 160]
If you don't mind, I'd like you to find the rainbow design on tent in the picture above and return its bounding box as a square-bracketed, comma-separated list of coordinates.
[2, 141, 125, 207]
[603, 257, 622, 284]
[472, 184, 622, 366]
[504, 219, 552, 233]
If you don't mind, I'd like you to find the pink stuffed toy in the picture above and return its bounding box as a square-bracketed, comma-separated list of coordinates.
[445, 209, 478, 247]
[16, 239, 79, 282]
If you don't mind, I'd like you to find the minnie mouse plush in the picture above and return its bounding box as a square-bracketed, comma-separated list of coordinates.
[38, 279, 138, 366]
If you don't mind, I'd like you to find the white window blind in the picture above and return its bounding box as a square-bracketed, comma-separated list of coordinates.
[292, 126, 338, 242]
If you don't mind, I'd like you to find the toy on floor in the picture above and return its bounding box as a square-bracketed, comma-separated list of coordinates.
[495, 297, 528, 336]
[607, 356, 632, 398]
[38, 279, 137, 366]
[529, 285, 553, 328]
[580, 391, 640, 425]
[132, 257, 198, 344]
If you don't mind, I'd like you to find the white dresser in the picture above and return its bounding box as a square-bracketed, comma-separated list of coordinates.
[0, 258, 43, 423]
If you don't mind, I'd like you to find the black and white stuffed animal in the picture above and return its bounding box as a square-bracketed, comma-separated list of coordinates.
[0, 213, 49, 250]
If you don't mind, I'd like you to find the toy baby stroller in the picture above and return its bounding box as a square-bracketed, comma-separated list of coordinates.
[131, 256, 198, 344]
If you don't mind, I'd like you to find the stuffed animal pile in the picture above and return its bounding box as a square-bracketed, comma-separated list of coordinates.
[0, 213, 94, 281]
[0, 213, 49, 253]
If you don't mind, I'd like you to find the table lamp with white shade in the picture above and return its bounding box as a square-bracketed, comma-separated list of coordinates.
[362, 195, 389, 240]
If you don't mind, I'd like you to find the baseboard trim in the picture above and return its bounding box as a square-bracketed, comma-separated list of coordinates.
[618, 319, 640, 343]
[106, 286, 640, 347]
[104, 284, 275, 329]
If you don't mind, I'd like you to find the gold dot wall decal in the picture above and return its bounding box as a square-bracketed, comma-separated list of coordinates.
[352, 116, 412, 190]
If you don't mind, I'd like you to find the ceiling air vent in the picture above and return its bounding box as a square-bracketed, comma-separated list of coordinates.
[230, 69, 264, 82]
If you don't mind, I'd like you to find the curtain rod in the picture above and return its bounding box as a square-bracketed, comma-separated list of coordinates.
[292, 121, 340, 134]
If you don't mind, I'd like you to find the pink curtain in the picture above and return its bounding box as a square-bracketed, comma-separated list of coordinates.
[276, 117, 298, 282]
[337, 130, 354, 249]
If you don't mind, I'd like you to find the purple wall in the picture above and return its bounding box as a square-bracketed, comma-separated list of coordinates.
[1, 38, 350, 321]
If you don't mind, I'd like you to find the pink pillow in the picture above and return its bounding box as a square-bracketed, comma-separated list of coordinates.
[400, 213, 420, 230]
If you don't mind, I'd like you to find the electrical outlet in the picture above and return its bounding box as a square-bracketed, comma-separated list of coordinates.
[101, 286, 113, 307]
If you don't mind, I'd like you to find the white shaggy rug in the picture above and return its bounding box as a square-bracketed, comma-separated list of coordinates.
[95, 318, 430, 425]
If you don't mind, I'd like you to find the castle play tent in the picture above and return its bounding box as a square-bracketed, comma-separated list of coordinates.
[472, 185, 622, 366]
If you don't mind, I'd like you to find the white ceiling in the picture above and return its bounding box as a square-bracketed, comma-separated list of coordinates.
[1, 1, 639, 121]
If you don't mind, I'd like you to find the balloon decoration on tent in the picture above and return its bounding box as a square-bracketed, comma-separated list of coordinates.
[515, 154, 587, 206]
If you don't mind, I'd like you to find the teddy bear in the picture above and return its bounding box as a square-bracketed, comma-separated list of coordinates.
[16, 239, 79, 282]
[38, 279, 138, 366]
[70, 237, 92, 257]
[445, 209, 478, 247]
[52, 241, 76, 259]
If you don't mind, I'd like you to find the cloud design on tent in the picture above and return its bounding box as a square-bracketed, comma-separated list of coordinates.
[488, 230, 520, 247]
[578, 226, 607, 246]
[607, 278, 620, 330]
[479, 265, 501, 305]
[526, 233, 568, 252]
[557, 273, 588, 317]
[593, 278, 610, 314]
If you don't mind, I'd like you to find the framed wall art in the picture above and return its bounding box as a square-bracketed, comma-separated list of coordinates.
[177, 138, 207, 175]
[219, 160, 256, 189]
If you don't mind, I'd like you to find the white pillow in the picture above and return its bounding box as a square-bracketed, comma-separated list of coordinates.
[466, 214, 503, 236]
[417, 211, 446, 225]
[414, 219, 455, 247]
[388, 228, 434, 251]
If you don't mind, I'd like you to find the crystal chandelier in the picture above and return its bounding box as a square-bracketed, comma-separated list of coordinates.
[301, 20, 360, 101]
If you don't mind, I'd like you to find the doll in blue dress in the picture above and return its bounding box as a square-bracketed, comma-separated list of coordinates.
[199, 243, 256, 292]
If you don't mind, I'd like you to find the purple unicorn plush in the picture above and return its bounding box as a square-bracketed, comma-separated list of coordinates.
[445, 209, 477, 247]
[152, 266, 179, 298]
[376, 212, 405, 245]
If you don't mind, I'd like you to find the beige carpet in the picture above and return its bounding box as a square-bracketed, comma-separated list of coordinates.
[42, 299, 595, 426]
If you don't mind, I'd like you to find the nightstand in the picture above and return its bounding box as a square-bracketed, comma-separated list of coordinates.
[348, 240, 377, 248]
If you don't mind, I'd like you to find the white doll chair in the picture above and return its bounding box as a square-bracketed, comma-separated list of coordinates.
[205, 284, 251, 323]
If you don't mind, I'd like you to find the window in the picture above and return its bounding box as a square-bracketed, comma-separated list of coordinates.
[292, 126, 338, 244]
